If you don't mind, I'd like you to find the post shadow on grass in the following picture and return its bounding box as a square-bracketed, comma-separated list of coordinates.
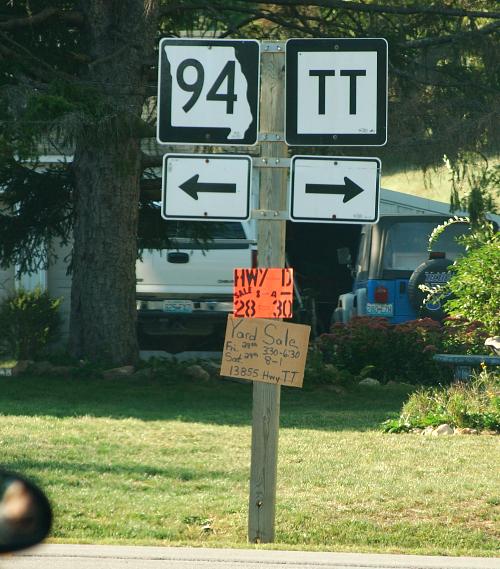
[0, 459, 244, 484]
[0, 376, 410, 432]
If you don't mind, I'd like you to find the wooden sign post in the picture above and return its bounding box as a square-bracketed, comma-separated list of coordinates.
[247, 41, 288, 544]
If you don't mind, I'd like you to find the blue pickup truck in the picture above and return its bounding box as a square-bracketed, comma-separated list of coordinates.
[333, 215, 469, 324]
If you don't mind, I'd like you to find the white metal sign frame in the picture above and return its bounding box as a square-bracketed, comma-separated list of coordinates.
[290, 155, 381, 224]
[161, 153, 252, 221]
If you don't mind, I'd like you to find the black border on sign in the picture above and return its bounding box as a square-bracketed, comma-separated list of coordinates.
[285, 38, 388, 147]
[289, 155, 381, 224]
[157, 39, 260, 146]
[161, 154, 252, 221]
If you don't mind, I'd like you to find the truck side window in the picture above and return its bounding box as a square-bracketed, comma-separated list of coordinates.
[382, 221, 468, 271]
[165, 221, 246, 240]
[355, 229, 370, 280]
[382, 223, 430, 271]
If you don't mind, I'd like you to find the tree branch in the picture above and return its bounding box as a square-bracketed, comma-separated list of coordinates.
[0, 7, 84, 30]
[402, 20, 500, 49]
[160, 1, 500, 21]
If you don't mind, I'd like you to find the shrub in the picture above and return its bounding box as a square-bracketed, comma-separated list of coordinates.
[320, 317, 450, 385]
[0, 287, 62, 359]
[427, 218, 499, 335]
[382, 367, 500, 432]
[444, 234, 500, 335]
[321, 317, 393, 380]
[442, 317, 490, 355]
[305, 344, 359, 387]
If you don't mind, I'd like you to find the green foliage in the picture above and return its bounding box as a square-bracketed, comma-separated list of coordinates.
[444, 155, 499, 227]
[382, 367, 500, 432]
[305, 344, 356, 387]
[0, 288, 62, 359]
[445, 233, 500, 334]
[427, 216, 469, 252]
[0, 158, 73, 275]
[442, 317, 491, 355]
[425, 213, 499, 336]
[321, 317, 451, 385]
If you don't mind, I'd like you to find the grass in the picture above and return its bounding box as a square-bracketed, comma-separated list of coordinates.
[0, 370, 499, 556]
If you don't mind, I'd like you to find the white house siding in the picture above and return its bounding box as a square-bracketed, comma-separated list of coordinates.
[15, 269, 47, 291]
[0, 264, 15, 302]
[46, 241, 72, 340]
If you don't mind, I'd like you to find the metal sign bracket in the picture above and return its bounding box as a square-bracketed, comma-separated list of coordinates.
[253, 157, 290, 168]
[251, 209, 289, 220]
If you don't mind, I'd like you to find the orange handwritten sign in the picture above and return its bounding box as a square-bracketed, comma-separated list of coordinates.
[233, 268, 294, 318]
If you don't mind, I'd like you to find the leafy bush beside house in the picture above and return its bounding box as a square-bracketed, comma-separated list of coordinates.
[426, 217, 499, 336]
[0, 287, 62, 360]
[442, 317, 491, 355]
[444, 234, 500, 335]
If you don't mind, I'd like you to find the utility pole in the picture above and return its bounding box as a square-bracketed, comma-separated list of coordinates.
[248, 41, 288, 544]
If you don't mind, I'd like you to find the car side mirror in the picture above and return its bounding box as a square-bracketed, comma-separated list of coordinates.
[337, 247, 352, 265]
[0, 470, 52, 553]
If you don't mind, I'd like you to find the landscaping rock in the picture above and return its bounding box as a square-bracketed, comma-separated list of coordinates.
[432, 424, 454, 436]
[325, 384, 347, 395]
[102, 365, 135, 380]
[12, 360, 32, 376]
[28, 361, 55, 375]
[358, 377, 380, 387]
[421, 426, 435, 436]
[131, 367, 156, 380]
[185, 364, 210, 381]
[201, 361, 221, 377]
[480, 430, 498, 436]
[49, 365, 74, 378]
[454, 427, 478, 435]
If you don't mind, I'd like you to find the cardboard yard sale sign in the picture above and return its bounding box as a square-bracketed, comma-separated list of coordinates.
[220, 315, 310, 388]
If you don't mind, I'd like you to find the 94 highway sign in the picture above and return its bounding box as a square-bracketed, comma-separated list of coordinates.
[157, 38, 260, 145]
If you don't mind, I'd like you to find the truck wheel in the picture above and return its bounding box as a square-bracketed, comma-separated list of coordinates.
[407, 258, 454, 321]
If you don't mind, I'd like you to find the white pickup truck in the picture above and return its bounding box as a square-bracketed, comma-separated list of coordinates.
[136, 220, 257, 350]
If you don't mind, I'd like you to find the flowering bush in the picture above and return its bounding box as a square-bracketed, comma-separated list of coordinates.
[442, 317, 490, 355]
[320, 317, 450, 385]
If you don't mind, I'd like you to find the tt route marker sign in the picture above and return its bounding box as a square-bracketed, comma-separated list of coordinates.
[290, 155, 381, 223]
[285, 38, 388, 146]
[157, 38, 260, 145]
[161, 154, 252, 221]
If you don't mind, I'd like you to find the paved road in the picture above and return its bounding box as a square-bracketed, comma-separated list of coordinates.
[3, 545, 499, 569]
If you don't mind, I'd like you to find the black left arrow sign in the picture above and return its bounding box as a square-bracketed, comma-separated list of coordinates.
[179, 174, 237, 200]
[305, 177, 364, 203]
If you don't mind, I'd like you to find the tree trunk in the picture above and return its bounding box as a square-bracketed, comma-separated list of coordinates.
[69, 0, 157, 365]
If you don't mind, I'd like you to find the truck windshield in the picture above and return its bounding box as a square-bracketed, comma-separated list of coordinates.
[382, 221, 467, 271]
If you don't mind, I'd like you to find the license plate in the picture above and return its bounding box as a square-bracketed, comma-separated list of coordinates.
[366, 302, 393, 317]
[163, 300, 193, 314]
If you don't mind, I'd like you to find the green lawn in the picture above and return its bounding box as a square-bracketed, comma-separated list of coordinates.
[0, 371, 498, 556]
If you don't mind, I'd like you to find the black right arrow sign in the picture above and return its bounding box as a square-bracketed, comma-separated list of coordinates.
[305, 176, 364, 203]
